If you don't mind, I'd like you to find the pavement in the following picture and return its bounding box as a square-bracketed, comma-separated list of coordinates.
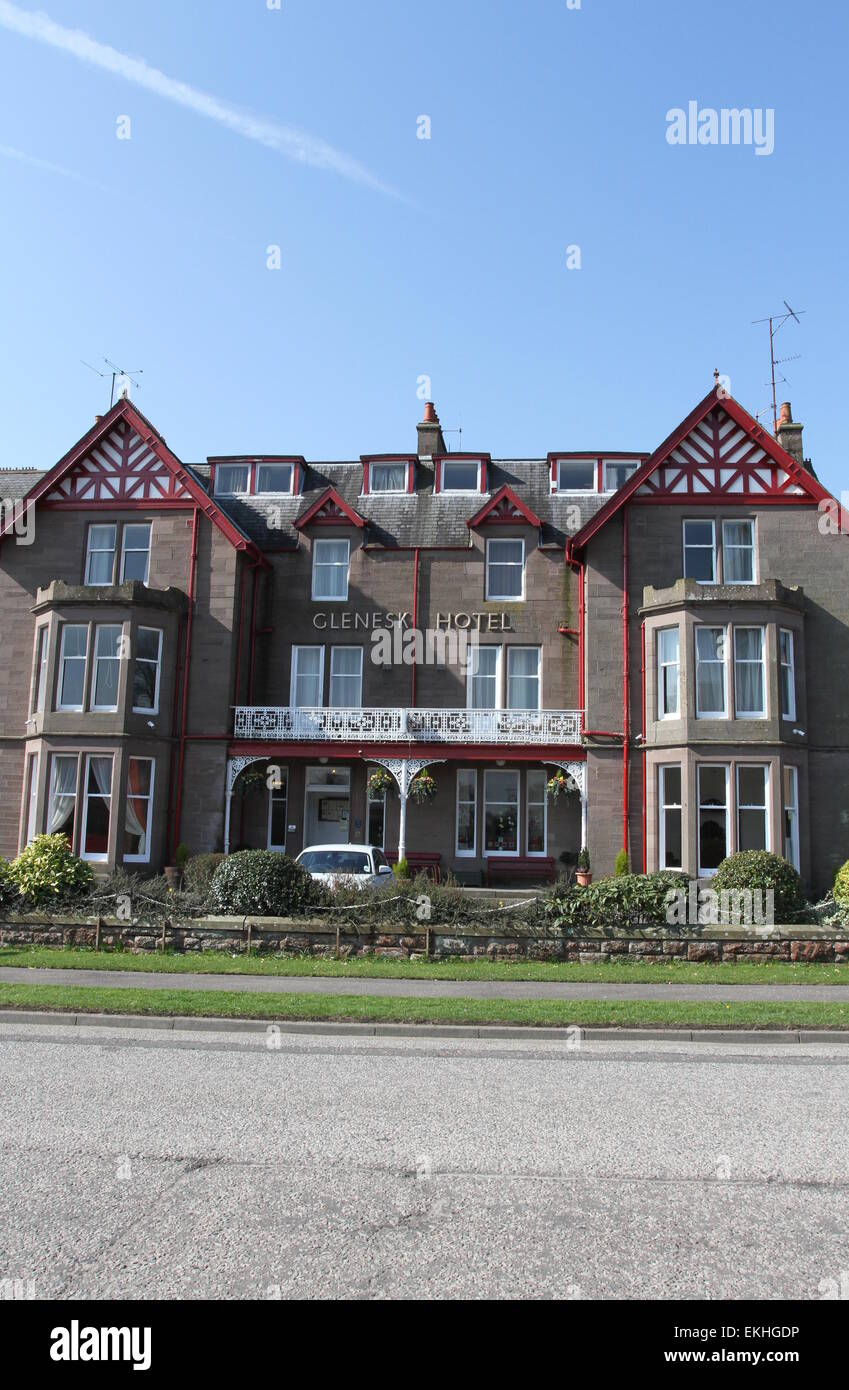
[1, 962, 848, 1002]
[2, 1018, 848, 1299]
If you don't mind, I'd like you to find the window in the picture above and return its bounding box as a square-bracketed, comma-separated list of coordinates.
[92, 625, 122, 711]
[58, 625, 88, 711]
[603, 461, 638, 491]
[683, 519, 716, 583]
[367, 771, 386, 850]
[526, 770, 547, 855]
[133, 628, 162, 714]
[291, 647, 324, 708]
[783, 767, 800, 872]
[25, 752, 39, 844]
[369, 462, 408, 493]
[81, 755, 113, 862]
[312, 539, 349, 600]
[695, 627, 726, 718]
[779, 629, 796, 721]
[697, 765, 729, 875]
[484, 770, 520, 855]
[85, 524, 116, 585]
[31, 626, 48, 715]
[556, 459, 595, 491]
[506, 647, 541, 710]
[467, 646, 500, 710]
[734, 627, 765, 718]
[267, 768, 289, 851]
[124, 758, 154, 862]
[659, 765, 683, 869]
[485, 539, 524, 601]
[440, 459, 480, 493]
[657, 627, 680, 719]
[215, 463, 250, 494]
[256, 463, 293, 494]
[48, 754, 77, 846]
[456, 769, 477, 855]
[329, 647, 363, 707]
[737, 765, 769, 853]
[722, 520, 755, 583]
[120, 523, 151, 583]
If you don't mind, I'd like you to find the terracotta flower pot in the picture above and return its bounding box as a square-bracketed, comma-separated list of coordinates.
[576, 870, 593, 887]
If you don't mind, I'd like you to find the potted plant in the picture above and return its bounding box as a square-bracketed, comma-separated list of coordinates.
[546, 770, 575, 802]
[408, 770, 437, 804]
[367, 768, 395, 799]
[576, 847, 592, 886]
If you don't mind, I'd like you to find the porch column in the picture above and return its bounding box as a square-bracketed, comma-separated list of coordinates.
[550, 760, 588, 851]
[224, 756, 267, 856]
[371, 757, 445, 862]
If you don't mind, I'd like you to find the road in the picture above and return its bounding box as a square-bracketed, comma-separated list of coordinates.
[2, 1019, 848, 1300]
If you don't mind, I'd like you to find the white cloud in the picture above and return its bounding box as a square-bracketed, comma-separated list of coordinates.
[0, 141, 108, 190]
[0, 1, 398, 196]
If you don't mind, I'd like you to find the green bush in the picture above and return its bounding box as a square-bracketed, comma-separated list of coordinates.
[711, 851, 804, 924]
[614, 850, 630, 877]
[175, 843, 191, 870]
[393, 859, 410, 880]
[0, 858, 17, 912]
[9, 834, 93, 907]
[183, 853, 225, 898]
[207, 850, 320, 917]
[833, 859, 849, 907]
[547, 871, 689, 932]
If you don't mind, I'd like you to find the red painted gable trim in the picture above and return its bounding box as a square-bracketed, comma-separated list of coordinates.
[294, 485, 366, 530]
[467, 484, 542, 529]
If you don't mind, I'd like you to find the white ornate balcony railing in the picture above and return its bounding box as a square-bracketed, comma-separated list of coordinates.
[233, 706, 582, 745]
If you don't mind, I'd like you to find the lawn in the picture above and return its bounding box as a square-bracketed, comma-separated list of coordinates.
[1, 944, 848, 986]
[1, 981, 848, 1030]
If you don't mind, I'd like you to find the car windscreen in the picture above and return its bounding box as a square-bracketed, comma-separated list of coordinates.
[299, 851, 371, 874]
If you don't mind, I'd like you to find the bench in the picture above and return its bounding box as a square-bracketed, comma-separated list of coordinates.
[485, 855, 555, 886]
[386, 850, 443, 883]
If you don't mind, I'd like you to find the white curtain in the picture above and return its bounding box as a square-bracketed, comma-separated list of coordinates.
[734, 629, 764, 713]
[48, 757, 77, 833]
[696, 628, 725, 711]
[89, 756, 113, 800]
[330, 648, 362, 707]
[507, 648, 540, 709]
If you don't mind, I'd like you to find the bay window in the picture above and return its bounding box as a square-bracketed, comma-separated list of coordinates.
[506, 647, 541, 710]
[312, 539, 349, 600]
[48, 754, 77, 846]
[737, 765, 769, 852]
[92, 624, 122, 711]
[734, 627, 765, 718]
[484, 769, 519, 855]
[695, 627, 726, 717]
[81, 755, 113, 861]
[25, 752, 39, 844]
[133, 628, 162, 713]
[31, 626, 48, 715]
[657, 627, 680, 719]
[783, 767, 800, 872]
[698, 765, 729, 875]
[124, 758, 154, 862]
[659, 765, 683, 869]
[57, 625, 88, 711]
[485, 539, 524, 601]
[779, 629, 796, 721]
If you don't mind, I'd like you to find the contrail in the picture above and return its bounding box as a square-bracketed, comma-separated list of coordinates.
[0, 1, 398, 196]
[0, 141, 108, 190]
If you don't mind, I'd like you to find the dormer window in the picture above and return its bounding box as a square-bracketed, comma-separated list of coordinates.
[214, 464, 250, 496]
[603, 460, 639, 491]
[555, 458, 595, 491]
[362, 459, 413, 495]
[256, 463, 294, 494]
[436, 457, 487, 494]
[212, 459, 301, 497]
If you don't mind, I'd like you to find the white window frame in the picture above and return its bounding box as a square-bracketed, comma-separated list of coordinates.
[214, 463, 250, 496]
[455, 768, 478, 857]
[368, 461, 410, 494]
[555, 458, 596, 492]
[657, 626, 680, 720]
[483, 768, 521, 858]
[783, 766, 800, 872]
[84, 523, 117, 586]
[721, 519, 756, 584]
[506, 645, 542, 711]
[267, 768, 289, 852]
[255, 463, 294, 495]
[485, 538, 525, 602]
[91, 624, 123, 713]
[329, 646, 363, 708]
[439, 459, 482, 494]
[48, 753, 78, 849]
[120, 522, 152, 584]
[124, 758, 155, 864]
[659, 764, 683, 871]
[683, 518, 717, 584]
[736, 764, 770, 855]
[466, 645, 501, 710]
[695, 625, 727, 719]
[525, 769, 547, 857]
[25, 751, 39, 844]
[733, 625, 766, 719]
[31, 625, 49, 716]
[603, 460, 639, 491]
[311, 538, 350, 602]
[779, 628, 796, 722]
[80, 753, 113, 864]
[57, 624, 89, 712]
[697, 763, 730, 877]
[290, 646, 325, 709]
[132, 627, 163, 715]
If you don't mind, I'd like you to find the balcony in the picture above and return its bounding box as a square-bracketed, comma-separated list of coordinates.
[233, 706, 582, 745]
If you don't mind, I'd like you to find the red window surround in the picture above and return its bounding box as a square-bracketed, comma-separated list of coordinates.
[209, 458, 304, 497]
[361, 456, 417, 495]
[433, 455, 490, 494]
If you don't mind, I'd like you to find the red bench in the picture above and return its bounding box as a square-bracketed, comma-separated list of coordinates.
[485, 855, 555, 886]
[386, 850, 442, 883]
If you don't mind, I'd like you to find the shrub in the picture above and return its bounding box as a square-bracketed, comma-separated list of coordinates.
[547, 870, 689, 932]
[0, 858, 17, 913]
[175, 843, 191, 870]
[207, 850, 319, 917]
[393, 858, 410, 880]
[833, 859, 849, 907]
[9, 834, 93, 907]
[711, 851, 804, 925]
[183, 852, 225, 898]
[614, 850, 630, 877]
[576, 848, 590, 872]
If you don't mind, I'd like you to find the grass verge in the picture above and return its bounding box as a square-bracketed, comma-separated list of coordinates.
[1, 944, 848, 986]
[1, 982, 848, 1029]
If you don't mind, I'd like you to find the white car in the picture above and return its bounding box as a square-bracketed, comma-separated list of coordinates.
[295, 843, 395, 890]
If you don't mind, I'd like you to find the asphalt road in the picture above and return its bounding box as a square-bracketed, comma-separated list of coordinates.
[2, 963, 848, 1001]
[2, 1020, 849, 1300]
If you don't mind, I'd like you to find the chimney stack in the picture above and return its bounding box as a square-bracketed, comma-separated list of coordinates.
[417, 401, 446, 458]
[775, 401, 814, 474]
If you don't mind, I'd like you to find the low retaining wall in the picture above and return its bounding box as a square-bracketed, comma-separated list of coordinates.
[2, 914, 849, 963]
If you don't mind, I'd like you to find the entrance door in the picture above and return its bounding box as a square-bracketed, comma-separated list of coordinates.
[304, 766, 351, 847]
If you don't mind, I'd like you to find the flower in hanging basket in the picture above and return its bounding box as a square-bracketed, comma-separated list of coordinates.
[240, 766, 268, 793]
[546, 771, 574, 802]
[408, 770, 437, 804]
[367, 768, 396, 799]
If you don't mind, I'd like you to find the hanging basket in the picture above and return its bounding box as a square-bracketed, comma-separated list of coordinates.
[239, 766, 268, 794]
[546, 771, 575, 802]
[408, 770, 438, 804]
[367, 768, 396, 799]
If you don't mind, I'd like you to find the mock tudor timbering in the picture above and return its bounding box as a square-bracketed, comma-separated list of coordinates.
[0, 386, 847, 892]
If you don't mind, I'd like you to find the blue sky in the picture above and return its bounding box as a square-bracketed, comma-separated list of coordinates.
[0, 0, 846, 494]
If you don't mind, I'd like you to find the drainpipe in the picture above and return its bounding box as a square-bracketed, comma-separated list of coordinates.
[248, 559, 261, 702]
[622, 511, 630, 858]
[564, 550, 585, 729]
[410, 547, 419, 706]
[641, 618, 647, 873]
[172, 505, 199, 860]
[234, 559, 247, 706]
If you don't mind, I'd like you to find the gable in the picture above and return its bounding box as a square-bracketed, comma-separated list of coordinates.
[295, 487, 365, 529]
[632, 405, 807, 501]
[468, 485, 541, 528]
[44, 418, 195, 505]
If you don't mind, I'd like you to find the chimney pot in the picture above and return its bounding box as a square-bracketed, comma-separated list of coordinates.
[778, 401, 792, 425]
[423, 402, 438, 423]
[416, 400, 445, 458]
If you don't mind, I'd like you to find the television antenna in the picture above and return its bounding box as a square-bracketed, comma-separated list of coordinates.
[441, 408, 462, 452]
[82, 356, 144, 407]
[752, 302, 805, 433]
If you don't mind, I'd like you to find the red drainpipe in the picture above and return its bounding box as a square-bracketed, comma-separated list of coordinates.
[234, 558, 247, 706]
[565, 551, 585, 730]
[248, 559, 261, 702]
[410, 547, 419, 706]
[172, 505, 199, 859]
[622, 511, 630, 856]
[641, 618, 647, 873]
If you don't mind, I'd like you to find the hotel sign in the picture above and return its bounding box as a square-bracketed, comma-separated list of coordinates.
[312, 610, 514, 631]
